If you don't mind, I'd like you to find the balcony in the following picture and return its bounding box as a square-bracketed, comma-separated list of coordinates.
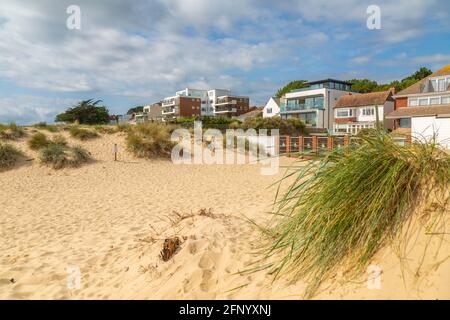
[215, 106, 237, 113]
[162, 99, 176, 107]
[162, 106, 176, 114]
[216, 99, 237, 106]
[280, 102, 324, 112]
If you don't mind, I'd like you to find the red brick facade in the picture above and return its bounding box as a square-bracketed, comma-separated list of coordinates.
[395, 97, 408, 109]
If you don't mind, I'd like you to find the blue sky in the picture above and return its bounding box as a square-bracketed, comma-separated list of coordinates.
[0, 0, 449, 124]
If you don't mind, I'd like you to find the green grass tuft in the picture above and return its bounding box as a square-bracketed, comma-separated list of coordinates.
[260, 131, 450, 298]
[69, 127, 99, 141]
[39, 143, 91, 169]
[126, 123, 175, 158]
[0, 123, 26, 140]
[0, 143, 24, 169]
[28, 132, 50, 150]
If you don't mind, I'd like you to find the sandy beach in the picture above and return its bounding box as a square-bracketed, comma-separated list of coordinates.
[0, 129, 449, 300]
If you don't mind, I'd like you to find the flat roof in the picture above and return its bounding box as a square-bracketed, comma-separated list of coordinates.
[307, 78, 352, 86]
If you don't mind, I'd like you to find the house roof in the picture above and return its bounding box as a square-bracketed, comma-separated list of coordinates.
[334, 89, 393, 108]
[385, 104, 450, 119]
[271, 97, 280, 105]
[395, 64, 450, 96]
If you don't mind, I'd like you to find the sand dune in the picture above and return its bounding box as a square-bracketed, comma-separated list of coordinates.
[0, 129, 448, 299]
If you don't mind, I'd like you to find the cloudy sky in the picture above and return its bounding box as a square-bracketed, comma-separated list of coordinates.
[0, 0, 449, 124]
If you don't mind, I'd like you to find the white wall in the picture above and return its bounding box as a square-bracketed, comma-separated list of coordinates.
[412, 116, 450, 149]
[263, 97, 280, 118]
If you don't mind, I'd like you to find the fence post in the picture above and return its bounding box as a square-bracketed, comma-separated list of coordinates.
[312, 136, 318, 155]
[299, 136, 303, 154]
[286, 136, 291, 156]
[327, 136, 333, 151]
[343, 135, 349, 147]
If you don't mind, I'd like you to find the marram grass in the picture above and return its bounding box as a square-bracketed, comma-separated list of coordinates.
[260, 131, 449, 298]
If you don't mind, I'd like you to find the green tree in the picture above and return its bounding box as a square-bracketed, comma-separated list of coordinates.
[55, 99, 110, 125]
[276, 80, 308, 98]
[127, 106, 144, 115]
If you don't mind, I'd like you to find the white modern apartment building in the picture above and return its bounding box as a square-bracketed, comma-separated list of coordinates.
[279, 79, 353, 130]
[161, 88, 250, 119]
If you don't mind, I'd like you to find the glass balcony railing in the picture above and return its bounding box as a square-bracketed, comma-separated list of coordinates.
[280, 102, 324, 112]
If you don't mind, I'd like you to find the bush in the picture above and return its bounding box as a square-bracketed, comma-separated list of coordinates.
[241, 116, 305, 135]
[69, 127, 99, 140]
[0, 143, 24, 169]
[259, 131, 450, 298]
[68, 145, 91, 167]
[39, 143, 91, 169]
[28, 132, 50, 150]
[0, 123, 26, 140]
[126, 123, 175, 158]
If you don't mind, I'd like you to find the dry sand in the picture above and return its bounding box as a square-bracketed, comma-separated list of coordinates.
[0, 128, 449, 299]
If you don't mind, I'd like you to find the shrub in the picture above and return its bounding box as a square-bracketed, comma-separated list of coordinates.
[68, 145, 91, 167]
[126, 123, 175, 158]
[116, 123, 132, 133]
[28, 132, 50, 150]
[241, 116, 305, 136]
[0, 143, 24, 169]
[39, 143, 67, 169]
[259, 131, 450, 298]
[69, 127, 99, 140]
[39, 143, 91, 169]
[0, 123, 26, 140]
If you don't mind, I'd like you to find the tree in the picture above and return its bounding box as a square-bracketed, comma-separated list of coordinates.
[127, 106, 144, 115]
[276, 80, 308, 98]
[349, 67, 432, 93]
[55, 99, 110, 125]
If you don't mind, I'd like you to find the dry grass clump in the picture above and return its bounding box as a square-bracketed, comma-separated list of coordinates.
[33, 122, 59, 132]
[94, 125, 118, 134]
[0, 143, 25, 170]
[126, 123, 175, 158]
[28, 132, 50, 150]
[28, 132, 68, 150]
[259, 131, 450, 298]
[39, 143, 91, 169]
[69, 127, 99, 141]
[0, 123, 26, 140]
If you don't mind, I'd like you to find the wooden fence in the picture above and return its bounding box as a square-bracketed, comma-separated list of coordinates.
[278, 135, 355, 156]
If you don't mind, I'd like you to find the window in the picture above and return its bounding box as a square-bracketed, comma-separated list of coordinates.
[267, 108, 272, 114]
[418, 98, 428, 106]
[430, 79, 438, 92]
[336, 109, 352, 117]
[442, 96, 450, 104]
[362, 108, 375, 116]
[430, 97, 440, 105]
[399, 118, 411, 128]
[438, 78, 446, 92]
[409, 98, 418, 106]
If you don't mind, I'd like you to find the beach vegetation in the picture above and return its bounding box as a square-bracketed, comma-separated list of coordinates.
[0, 143, 24, 170]
[126, 123, 175, 158]
[259, 130, 450, 298]
[55, 99, 110, 125]
[39, 143, 91, 169]
[0, 123, 26, 140]
[69, 127, 99, 140]
[28, 132, 50, 150]
[33, 122, 59, 132]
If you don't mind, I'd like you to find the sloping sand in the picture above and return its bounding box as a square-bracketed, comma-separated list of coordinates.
[0, 129, 448, 299]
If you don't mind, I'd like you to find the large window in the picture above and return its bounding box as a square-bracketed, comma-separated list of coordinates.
[336, 109, 353, 117]
[430, 97, 440, 105]
[442, 96, 450, 104]
[299, 112, 317, 126]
